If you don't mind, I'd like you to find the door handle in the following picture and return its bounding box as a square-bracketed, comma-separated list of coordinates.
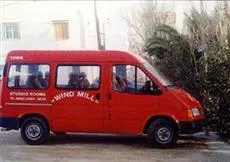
[95, 93, 100, 100]
[108, 93, 112, 100]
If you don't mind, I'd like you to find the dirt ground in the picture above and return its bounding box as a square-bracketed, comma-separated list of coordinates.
[1, 131, 230, 162]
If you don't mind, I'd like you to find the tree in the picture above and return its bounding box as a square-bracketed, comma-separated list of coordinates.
[203, 47, 230, 136]
[184, 3, 230, 135]
[145, 24, 199, 98]
[123, 0, 175, 54]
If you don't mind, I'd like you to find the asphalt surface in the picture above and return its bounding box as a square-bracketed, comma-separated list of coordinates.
[1, 131, 230, 162]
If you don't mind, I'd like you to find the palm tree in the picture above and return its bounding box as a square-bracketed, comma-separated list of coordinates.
[146, 24, 191, 58]
[145, 24, 198, 98]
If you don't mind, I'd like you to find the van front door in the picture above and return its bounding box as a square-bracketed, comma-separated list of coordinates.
[108, 64, 160, 134]
[52, 64, 105, 132]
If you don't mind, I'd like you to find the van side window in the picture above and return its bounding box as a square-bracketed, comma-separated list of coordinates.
[56, 65, 100, 90]
[112, 65, 135, 93]
[136, 68, 155, 94]
[8, 64, 50, 89]
[112, 65, 158, 95]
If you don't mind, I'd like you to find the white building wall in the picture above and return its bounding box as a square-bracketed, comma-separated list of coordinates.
[0, 1, 131, 64]
[0, 1, 219, 64]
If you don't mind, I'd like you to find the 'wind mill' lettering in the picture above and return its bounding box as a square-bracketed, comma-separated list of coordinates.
[51, 91, 99, 104]
[51, 91, 75, 103]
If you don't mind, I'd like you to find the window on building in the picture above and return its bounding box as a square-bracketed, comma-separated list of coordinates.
[8, 64, 50, 89]
[56, 65, 100, 90]
[53, 20, 69, 40]
[3, 23, 20, 40]
[112, 65, 158, 95]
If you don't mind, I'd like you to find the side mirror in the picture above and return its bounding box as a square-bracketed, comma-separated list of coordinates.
[143, 80, 163, 95]
[150, 81, 162, 95]
[151, 88, 163, 95]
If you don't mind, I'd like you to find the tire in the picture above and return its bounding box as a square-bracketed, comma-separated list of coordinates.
[147, 119, 178, 148]
[20, 117, 50, 145]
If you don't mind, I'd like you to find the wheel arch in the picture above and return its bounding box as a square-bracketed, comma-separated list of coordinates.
[19, 113, 50, 130]
[143, 115, 179, 134]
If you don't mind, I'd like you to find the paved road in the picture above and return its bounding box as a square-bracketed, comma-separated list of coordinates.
[1, 131, 230, 162]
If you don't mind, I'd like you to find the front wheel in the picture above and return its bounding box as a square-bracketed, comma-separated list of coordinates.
[20, 117, 50, 145]
[147, 119, 177, 148]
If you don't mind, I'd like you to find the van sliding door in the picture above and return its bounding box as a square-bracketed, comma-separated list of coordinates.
[51, 63, 105, 132]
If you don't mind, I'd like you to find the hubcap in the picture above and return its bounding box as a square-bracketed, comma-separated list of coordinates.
[155, 127, 172, 144]
[25, 123, 42, 141]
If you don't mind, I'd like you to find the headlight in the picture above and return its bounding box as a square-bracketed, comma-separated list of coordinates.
[191, 108, 200, 117]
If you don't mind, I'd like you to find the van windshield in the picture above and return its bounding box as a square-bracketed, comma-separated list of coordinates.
[143, 62, 174, 87]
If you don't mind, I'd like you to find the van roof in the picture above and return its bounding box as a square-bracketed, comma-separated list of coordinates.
[6, 50, 146, 64]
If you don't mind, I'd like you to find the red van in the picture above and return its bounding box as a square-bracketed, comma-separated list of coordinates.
[0, 50, 204, 148]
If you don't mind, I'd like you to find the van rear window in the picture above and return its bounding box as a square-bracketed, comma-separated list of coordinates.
[8, 64, 50, 89]
[56, 65, 100, 90]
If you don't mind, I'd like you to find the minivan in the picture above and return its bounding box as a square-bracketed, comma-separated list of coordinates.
[0, 50, 204, 148]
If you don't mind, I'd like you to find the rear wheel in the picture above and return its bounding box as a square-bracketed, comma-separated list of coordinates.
[147, 119, 177, 148]
[20, 117, 50, 145]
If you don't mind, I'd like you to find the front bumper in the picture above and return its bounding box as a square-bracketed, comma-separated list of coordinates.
[179, 119, 205, 134]
[0, 117, 19, 130]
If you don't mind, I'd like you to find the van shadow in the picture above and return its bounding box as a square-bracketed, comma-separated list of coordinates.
[47, 133, 149, 147]
[46, 133, 209, 149]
